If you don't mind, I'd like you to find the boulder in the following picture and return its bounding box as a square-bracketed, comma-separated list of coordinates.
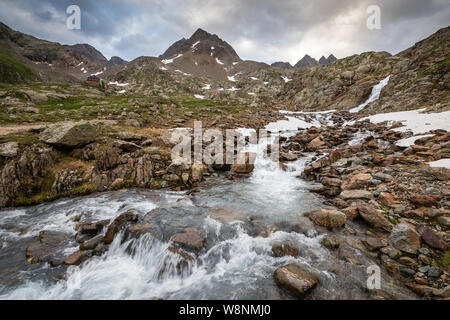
[102, 210, 138, 244]
[340, 190, 372, 200]
[307, 208, 346, 228]
[389, 223, 421, 255]
[170, 228, 204, 251]
[410, 195, 440, 208]
[274, 264, 319, 298]
[0, 142, 18, 157]
[416, 225, 447, 251]
[39, 121, 98, 148]
[341, 173, 372, 190]
[356, 201, 393, 231]
[230, 152, 255, 174]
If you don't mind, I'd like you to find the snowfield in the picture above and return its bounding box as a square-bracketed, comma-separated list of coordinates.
[361, 109, 450, 134]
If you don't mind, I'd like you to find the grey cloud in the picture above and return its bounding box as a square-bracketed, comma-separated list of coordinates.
[0, 0, 448, 63]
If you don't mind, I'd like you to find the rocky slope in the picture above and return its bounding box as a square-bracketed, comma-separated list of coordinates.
[0, 22, 125, 83]
[280, 26, 450, 114]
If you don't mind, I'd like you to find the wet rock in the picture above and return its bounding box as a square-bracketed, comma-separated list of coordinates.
[0, 142, 19, 157]
[102, 210, 138, 244]
[230, 152, 256, 174]
[306, 208, 346, 229]
[321, 236, 342, 249]
[340, 190, 372, 200]
[39, 121, 97, 148]
[210, 208, 246, 224]
[273, 264, 319, 298]
[126, 223, 161, 240]
[64, 250, 92, 265]
[416, 225, 447, 251]
[356, 201, 393, 231]
[26, 231, 69, 264]
[170, 228, 204, 251]
[291, 217, 316, 237]
[410, 195, 440, 208]
[341, 173, 372, 190]
[272, 243, 299, 257]
[389, 223, 421, 255]
[80, 234, 103, 250]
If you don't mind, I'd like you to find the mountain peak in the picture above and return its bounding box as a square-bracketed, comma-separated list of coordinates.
[190, 28, 212, 40]
[159, 28, 240, 63]
[294, 54, 318, 67]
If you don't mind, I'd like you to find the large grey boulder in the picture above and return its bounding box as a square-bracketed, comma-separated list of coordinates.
[39, 121, 98, 148]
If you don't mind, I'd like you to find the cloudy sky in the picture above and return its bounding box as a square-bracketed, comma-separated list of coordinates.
[0, 0, 449, 64]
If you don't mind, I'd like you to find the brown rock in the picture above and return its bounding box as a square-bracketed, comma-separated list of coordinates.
[356, 201, 393, 231]
[102, 210, 138, 244]
[64, 250, 92, 265]
[273, 264, 319, 298]
[341, 173, 372, 190]
[340, 190, 372, 200]
[378, 192, 400, 206]
[341, 206, 359, 220]
[307, 208, 346, 229]
[171, 228, 204, 251]
[410, 195, 440, 208]
[307, 135, 325, 151]
[416, 225, 447, 251]
[363, 237, 386, 251]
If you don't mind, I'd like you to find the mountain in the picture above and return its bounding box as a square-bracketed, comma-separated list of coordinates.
[271, 61, 293, 69]
[66, 43, 108, 66]
[154, 28, 249, 81]
[0, 21, 126, 83]
[107, 56, 127, 68]
[295, 54, 337, 68]
[327, 54, 337, 63]
[160, 28, 240, 64]
[294, 54, 319, 68]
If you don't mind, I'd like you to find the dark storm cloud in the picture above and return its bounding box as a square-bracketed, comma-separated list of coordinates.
[0, 0, 448, 63]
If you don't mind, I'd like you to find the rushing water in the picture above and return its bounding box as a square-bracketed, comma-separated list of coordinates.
[349, 76, 391, 113]
[0, 112, 416, 300]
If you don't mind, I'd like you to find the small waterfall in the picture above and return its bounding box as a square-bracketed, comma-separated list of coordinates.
[349, 75, 391, 113]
